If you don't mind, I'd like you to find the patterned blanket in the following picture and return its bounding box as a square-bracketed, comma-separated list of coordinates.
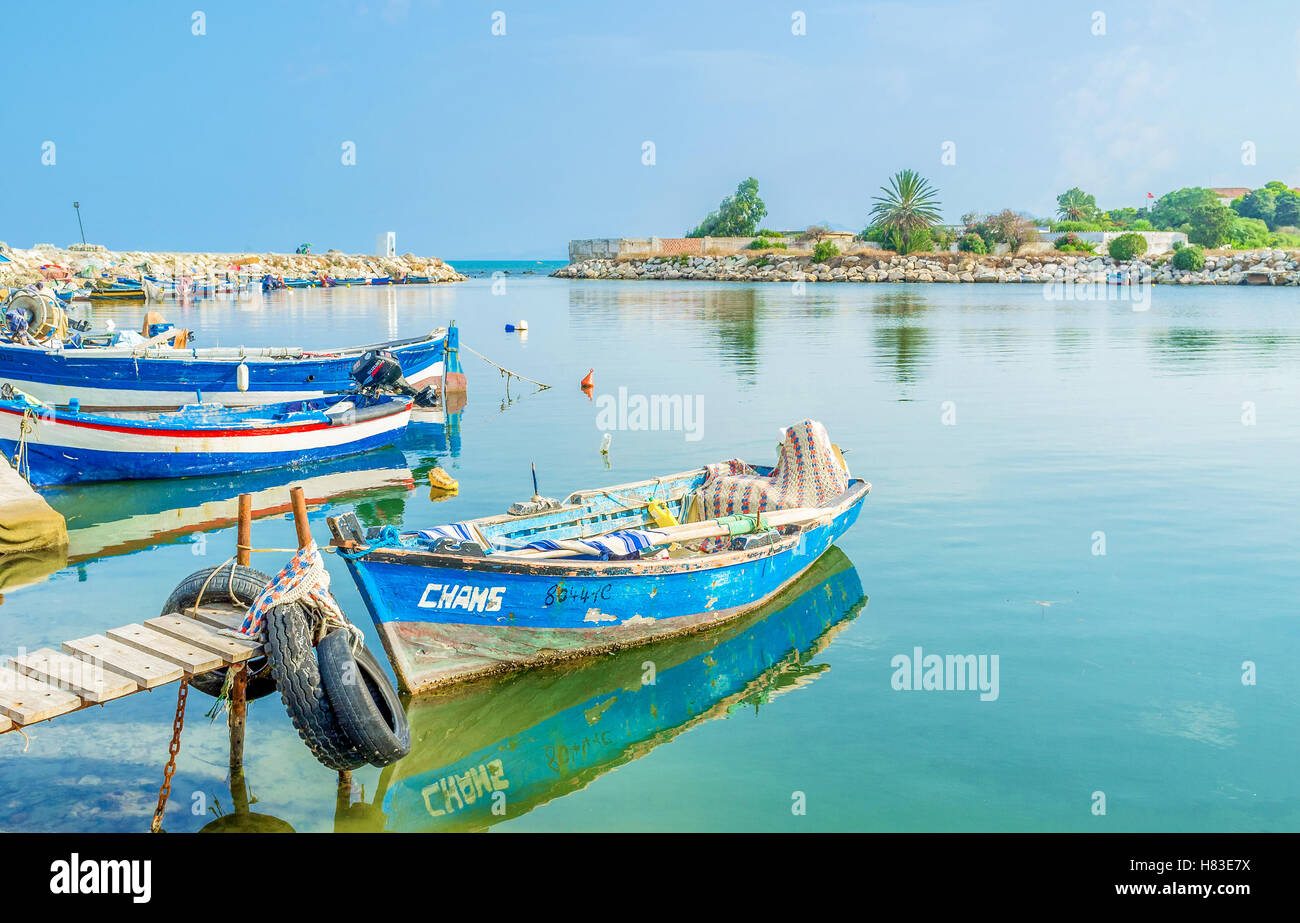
[696, 419, 848, 526]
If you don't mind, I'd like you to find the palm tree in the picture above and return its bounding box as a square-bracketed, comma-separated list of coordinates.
[1056, 187, 1097, 222]
[868, 170, 943, 254]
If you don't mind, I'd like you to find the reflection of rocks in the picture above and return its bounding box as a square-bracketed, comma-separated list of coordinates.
[0, 544, 67, 598]
[554, 248, 1300, 286]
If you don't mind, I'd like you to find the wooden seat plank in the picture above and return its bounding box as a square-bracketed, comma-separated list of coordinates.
[0, 714, 10, 734]
[8, 648, 137, 703]
[184, 604, 248, 632]
[144, 615, 260, 662]
[62, 635, 185, 688]
[106, 624, 224, 674]
[0, 667, 84, 725]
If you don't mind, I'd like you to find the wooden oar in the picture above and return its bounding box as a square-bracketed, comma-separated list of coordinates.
[493, 505, 830, 560]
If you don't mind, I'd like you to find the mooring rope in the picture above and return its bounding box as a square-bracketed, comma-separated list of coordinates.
[461, 343, 551, 390]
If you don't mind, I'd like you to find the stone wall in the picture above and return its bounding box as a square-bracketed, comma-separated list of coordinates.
[569, 236, 761, 261]
[1040, 230, 1188, 254]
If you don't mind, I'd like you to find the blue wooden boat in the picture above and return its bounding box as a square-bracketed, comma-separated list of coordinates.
[377, 546, 865, 831]
[330, 457, 869, 693]
[0, 392, 413, 486]
[332, 277, 369, 286]
[369, 276, 393, 285]
[0, 324, 463, 410]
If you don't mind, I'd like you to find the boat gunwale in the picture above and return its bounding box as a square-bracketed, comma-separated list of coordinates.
[355, 479, 870, 577]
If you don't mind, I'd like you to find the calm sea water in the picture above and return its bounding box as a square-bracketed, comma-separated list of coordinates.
[2, 263, 1297, 832]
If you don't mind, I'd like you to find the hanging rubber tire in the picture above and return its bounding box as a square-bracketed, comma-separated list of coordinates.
[317, 629, 410, 767]
[264, 602, 368, 771]
[159, 564, 278, 701]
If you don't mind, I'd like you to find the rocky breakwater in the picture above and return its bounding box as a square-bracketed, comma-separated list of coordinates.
[0, 244, 466, 286]
[553, 248, 1300, 286]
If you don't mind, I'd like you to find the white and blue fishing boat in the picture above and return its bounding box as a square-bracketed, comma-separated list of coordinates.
[330, 420, 868, 693]
[0, 324, 463, 410]
[0, 392, 413, 486]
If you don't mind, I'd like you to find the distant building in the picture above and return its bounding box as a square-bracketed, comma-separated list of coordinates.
[376, 231, 396, 258]
[1209, 187, 1252, 205]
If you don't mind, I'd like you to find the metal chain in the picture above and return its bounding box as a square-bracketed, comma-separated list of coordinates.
[149, 678, 189, 833]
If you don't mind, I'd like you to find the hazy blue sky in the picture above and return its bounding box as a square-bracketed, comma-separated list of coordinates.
[4, 0, 1297, 258]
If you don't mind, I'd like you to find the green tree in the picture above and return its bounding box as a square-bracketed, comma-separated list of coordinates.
[868, 169, 943, 255]
[1273, 191, 1300, 228]
[686, 177, 768, 238]
[1233, 188, 1278, 229]
[1150, 187, 1220, 230]
[1226, 216, 1270, 248]
[1186, 202, 1234, 248]
[1056, 187, 1099, 222]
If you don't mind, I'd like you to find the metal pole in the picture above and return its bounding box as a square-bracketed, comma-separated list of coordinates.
[73, 202, 85, 246]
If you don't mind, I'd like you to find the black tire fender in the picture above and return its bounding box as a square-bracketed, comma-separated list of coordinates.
[317, 629, 410, 767]
[264, 602, 368, 771]
[159, 564, 277, 701]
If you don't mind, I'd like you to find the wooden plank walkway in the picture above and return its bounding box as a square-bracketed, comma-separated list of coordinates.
[0, 603, 257, 736]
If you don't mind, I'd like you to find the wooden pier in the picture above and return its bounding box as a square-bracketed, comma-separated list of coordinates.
[0, 600, 256, 735]
[0, 488, 301, 739]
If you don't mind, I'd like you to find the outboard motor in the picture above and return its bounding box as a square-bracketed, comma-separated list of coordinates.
[349, 349, 438, 407]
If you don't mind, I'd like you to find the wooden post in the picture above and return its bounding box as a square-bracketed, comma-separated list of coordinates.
[236, 493, 252, 567]
[289, 486, 311, 549]
[228, 664, 249, 814]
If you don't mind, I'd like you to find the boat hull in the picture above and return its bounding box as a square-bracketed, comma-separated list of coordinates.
[0, 327, 461, 410]
[382, 547, 865, 831]
[0, 399, 412, 486]
[344, 486, 866, 692]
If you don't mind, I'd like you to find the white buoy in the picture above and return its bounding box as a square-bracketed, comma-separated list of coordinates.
[517, 319, 528, 330]
[236, 362, 250, 392]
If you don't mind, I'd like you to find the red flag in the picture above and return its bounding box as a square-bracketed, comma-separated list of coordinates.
[1147, 192, 1154, 198]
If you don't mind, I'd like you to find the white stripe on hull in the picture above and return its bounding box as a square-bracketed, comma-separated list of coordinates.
[7, 359, 444, 410]
[0, 406, 412, 455]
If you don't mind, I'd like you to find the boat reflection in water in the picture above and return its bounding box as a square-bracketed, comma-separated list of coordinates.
[371, 546, 865, 832]
[41, 447, 416, 566]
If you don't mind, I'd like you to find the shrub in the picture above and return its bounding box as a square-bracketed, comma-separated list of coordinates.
[1051, 220, 1104, 232]
[756, 229, 784, 238]
[1108, 232, 1148, 261]
[1054, 232, 1095, 253]
[957, 231, 987, 254]
[1226, 216, 1270, 249]
[811, 240, 840, 263]
[1171, 239, 1184, 250]
[1171, 245, 1205, 271]
[746, 238, 787, 250]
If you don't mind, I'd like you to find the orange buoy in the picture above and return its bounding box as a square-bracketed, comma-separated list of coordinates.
[580, 369, 594, 389]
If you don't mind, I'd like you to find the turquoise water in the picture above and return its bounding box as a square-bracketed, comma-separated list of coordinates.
[1, 266, 1297, 832]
